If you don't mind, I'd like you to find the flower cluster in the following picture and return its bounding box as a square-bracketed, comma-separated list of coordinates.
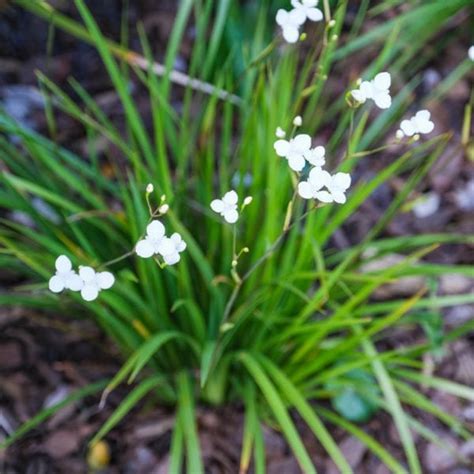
[276, 0, 323, 44]
[298, 166, 351, 204]
[396, 110, 434, 138]
[351, 72, 392, 109]
[274, 133, 326, 172]
[49, 255, 114, 301]
[135, 220, 186, 265]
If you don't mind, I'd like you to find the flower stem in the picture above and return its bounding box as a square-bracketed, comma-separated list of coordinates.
[220, 204, 320, 326]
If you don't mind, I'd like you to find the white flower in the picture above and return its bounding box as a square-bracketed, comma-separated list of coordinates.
[146, 183, 154, 193]
[304, 146, 326, 167]
[135, 220, 176, 258]
[274, 134, 312, 171]
[78, 266, 114, 302]
[398, 110, 434, 137]
[319, 172, 352, 204]
[412, 192, 440, 219]
[291, 0, 323, 22]
[210, 190, 239, 223]
[351, 72, 392, 109]
[49, 255, 83, 293]
[298, 167, 331, 200]
[276, 8, 305, 43]
[161, 233, 187, 265]
[293, 115, 303, 126]
[469, 45, 474, 61]
[275, 127, 286, 138]
[299, 168, 351, 204]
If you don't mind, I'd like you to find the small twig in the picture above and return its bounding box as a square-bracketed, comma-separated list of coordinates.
[122, 51, 243, 106]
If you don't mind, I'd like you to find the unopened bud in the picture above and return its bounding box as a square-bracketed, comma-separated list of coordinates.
[158, 204, 169, 214]
[242, 247, 249, 253]
[331, 34, 338, 41]
[243, 196, 253, 206]
[275, 127, 286, 138]
[328, 20, 336, 28]
[293, 115, 302, 127]
[160, 194, 166, 202]
[299, 32, 307, 41]
[146, 183, 154, 193]
[396, 130, 404, 140]
[231, 259, 238, 267]
[413, 134, 420, 142]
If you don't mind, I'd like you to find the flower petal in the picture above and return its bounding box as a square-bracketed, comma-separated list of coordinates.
[359, 81, 373, 99]
[171, 233, 186, 252]
[81, 284, 99, 302]
[136, 239, 155, 258]
[49, 275, 65, 293]
[97, 272, 115, 290]
[351, 89, 366, 103]
[224, 209, 239, 224]
[298, 181, 314, 200]
[373, 92, 391, 109]
[373, 72, 391, 91]
[274, 139, 290, 157]
[289, 7, 307, 25]
[293, 134, 312, 152]
[308, 167, 331, 190]
[415, 110, 430, 122]
[331, 191, 347, 204]
[146, 220, 165, 238]
[417, 120, 434, 134]
[400, 119, 416, 137]
[306, 7, 323, 21]
[55, 255, 72, 272]
[282, 25, 300, 43]
[331, 172, 351, 191]
[305, 146, 325, 166]
[210, 199, 224, 213]
[223, 190, 238, 205]
[157, 237, 176, 257]
[79, 266, 96, 283]
[287, 154, 306, 172]
[164, 252, 180, 265]
[275, 9, 289, 26]
[315, 190, 334, 203]
[66, 273, 84, 292]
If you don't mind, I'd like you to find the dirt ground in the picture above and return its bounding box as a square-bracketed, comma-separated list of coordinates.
[0, 1, 473, 472]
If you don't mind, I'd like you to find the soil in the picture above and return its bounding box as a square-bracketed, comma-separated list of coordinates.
[0, 1, 473, 473]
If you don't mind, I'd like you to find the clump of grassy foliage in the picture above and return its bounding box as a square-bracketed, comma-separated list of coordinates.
[1, 0, 473, 472]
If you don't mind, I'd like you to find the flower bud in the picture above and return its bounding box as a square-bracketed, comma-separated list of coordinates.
[231, 259, 238, 267]
[328, 20, 336, 28]
[396, 130, 404, 140]
[243, 196, 253, 206]
[146, 183, 154, 193]
[158, 204, 169, 214]
[275, 127, 286, 138]
[293, 115, 302, 127]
